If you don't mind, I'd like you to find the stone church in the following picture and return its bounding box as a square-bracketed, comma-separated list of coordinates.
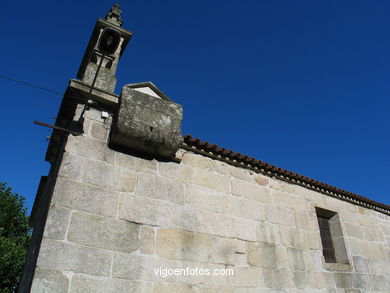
[20, 5, 389, 293]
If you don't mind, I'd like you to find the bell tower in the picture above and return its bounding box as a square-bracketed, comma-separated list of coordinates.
[77, 4, 132, 93]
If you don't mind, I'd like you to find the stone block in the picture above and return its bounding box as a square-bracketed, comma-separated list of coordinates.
[156, 229, 212, 262]
[140, 225, 155, 254]
[135, 173, 185, 204]
[37, 239, 111, 276]
[351, 274, 370, 290]
[66, 134, 115, 164]
[371, 274, 390, 291]
[360, 241, 386, 260]
[291, 270, 307, 289]
[228, 165, 253, 181]
[119, 194, 197, 231]
[275, 245, 289, 268]
[279, 227, 306, 248]
[287, 248, 306, 270]
[209, 237, 247, 266]
[69, 274, 152, 293]
[115, 151, 158, 171]
[110, 86, 183, 157]
[225, 196, 266, 221]
[192, 168, 230, 194]
[158, 161, 192, 182]
[334, 273, 352, 289]
[262, 268, 291, 289]
[30, 269, 69, 293]
[256, 222, 280, 244]
[182, 152, 212, 168]
[52, 178, 120, 218]
[352, 256, 369, 273]
[58, 153, 85, 181]
[247, 242, 277, 268]
[208, 160, 229, 175]
[89, 120, 109, 141]
[232, 179, 271, 203]
[227, 267, 262, 287]
[43, 205, 71, 240]
[83, 159, 137, 192]
[266, 206, 294, 226]
[197, 209, 257, 241]
[185, 186, 221, 212]
[307, 272, 326, 288]
[344, 223, 363, 239]
[254, 174, 269, 186]
[294, 212, 317, 231]
[153, 283, 195, 293]
[67, 211, 139, 252]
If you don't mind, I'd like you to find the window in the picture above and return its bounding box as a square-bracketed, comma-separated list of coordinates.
[315, 207, 348, 264]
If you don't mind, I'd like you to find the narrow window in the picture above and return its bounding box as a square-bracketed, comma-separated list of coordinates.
[317, 215, 336, 262]
[315, 207, 348, 264]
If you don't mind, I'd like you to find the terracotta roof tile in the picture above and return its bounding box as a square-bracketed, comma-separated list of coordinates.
[183, 134, 390, 215]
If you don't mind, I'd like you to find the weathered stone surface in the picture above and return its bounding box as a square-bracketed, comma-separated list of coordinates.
[287, 248, 306, 270]
[262, 269, 291, 289]
[227, 267, 261, 287]
[158, 161, 192, 182]
[256, 222, 280, 244]
[344, 223, 363, 239]
[228, 166, 253, 181]
[52, 178, 119, 218]
[279, 227, 306, 248]
[360, 241, 386, 260]
[37, 239, 111, 276]
[182, 152, 212, 168]
[119, 194, 197, 231]
[66, 135, 115, 164]
[371, 274, 390, 291]
[83, 159, 137, 192]
[58, 153, 85, 181]
[334, 273, 352, 289]
[89, 120, 109, 141]
[291, 270, 307, 288]
[135, 173, 185, 204]
[351, 273, 370, 289]
[352, 256, 369, 273]
[30, 269, 69, 293]
[254, 174, 269, 186]
[140, 225, 155, 254]
[69, 275, 152, 293]
[153, 282, 195, 293]
[266, 206, 294, 226]
[232, 179, 271, 203]
[43, 205, 71, 240]
[110, 87, 183, 157]
[115, 151, 157, 171]
[209, 237, 247, 266]
[247, 242, 277, 268]
[67, 211, 140, 252]
[197, 209, 257, 241]
[156, 229, 212, 262]
[307, 272, 326, 288]
[192, 168, 230, 193]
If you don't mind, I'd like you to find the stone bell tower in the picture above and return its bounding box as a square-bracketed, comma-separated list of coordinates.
[77, 4, 132, 93]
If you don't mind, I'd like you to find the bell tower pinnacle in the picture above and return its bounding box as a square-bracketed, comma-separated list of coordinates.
[77, 4, 132, 93]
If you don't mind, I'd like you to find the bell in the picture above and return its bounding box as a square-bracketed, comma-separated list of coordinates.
[98, 27, 121, 55]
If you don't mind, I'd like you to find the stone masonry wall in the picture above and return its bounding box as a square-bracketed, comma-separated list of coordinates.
[31, 107, 390, 293]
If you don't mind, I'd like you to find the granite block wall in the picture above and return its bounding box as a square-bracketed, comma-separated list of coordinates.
[31, 107, 390, 293]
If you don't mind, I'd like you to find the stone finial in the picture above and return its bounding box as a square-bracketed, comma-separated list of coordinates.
[105, 4, 123, 26]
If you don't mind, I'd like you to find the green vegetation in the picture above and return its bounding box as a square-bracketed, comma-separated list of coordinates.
[0, 182, 30, 293]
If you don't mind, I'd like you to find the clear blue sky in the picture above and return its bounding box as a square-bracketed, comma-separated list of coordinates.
[0, 0, 389, 212]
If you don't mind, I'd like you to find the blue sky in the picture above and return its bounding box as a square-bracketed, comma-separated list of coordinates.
[0, 0, 389, 212]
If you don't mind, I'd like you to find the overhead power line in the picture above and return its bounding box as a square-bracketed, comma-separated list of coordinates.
[0, 74, 63, 96]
